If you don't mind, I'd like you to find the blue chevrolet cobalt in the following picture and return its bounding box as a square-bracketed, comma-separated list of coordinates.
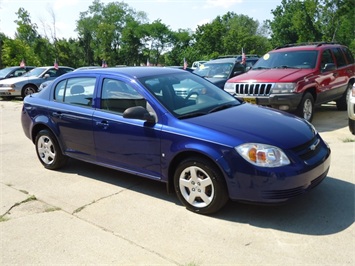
[21, 67, 331, 214]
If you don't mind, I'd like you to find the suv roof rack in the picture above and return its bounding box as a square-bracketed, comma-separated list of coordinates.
[216, 54, 260, 59]
[275, 42, 341, 50]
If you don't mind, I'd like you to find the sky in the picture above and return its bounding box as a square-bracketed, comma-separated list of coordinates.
[0, 0, 281, 39]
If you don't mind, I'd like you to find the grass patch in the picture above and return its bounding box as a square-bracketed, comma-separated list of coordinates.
[342, 138, 355, 143]
[0, 216, 9, 222]
[45, 207, 61, 212]
[73, 206, 85, 214]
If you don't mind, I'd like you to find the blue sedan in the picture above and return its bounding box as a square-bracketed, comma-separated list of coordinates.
[21, 67, 331, 214]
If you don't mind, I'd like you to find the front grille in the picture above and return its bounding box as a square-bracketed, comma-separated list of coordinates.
[291, 135, 322, 161]
[234, 83, 274, 96]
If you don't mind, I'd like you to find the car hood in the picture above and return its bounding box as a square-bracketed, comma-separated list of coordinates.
[185, 103, 315, 149]
[228, 68, 314, 83]
[0, 76, 38, 84]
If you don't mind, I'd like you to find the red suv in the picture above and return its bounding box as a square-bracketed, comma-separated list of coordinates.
[224, 42, 355, 122]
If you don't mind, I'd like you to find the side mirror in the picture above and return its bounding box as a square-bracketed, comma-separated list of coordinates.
[44, 74, 50, 79]
[322, 63, 336, 72]
[123, 106, 156, 123]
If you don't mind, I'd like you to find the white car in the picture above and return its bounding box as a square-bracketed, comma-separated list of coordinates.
[348, 83, 355, 134]
[0, 66, 73, 99]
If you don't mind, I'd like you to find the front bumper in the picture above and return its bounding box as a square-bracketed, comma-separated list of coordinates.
[236, 93, 303, 111]
[223, 136, 331, 204]
[0, 86, 21, 96]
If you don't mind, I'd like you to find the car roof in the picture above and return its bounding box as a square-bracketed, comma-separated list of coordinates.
[67, 66, 184, 79]
[205, 58, 240, 64]
[2, 66, 35, 70]
[273, 42, 346, 52]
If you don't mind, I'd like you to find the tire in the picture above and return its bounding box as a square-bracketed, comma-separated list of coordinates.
[35, 129, 68, 170]
[296, 92, 314, 122]
[336, 83, 352, 111]
[22, 85, 37, 99]
[349, 119, 355, 135]
[174, 157, 229, 214]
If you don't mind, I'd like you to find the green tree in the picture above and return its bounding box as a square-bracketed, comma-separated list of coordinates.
[141, 19, 173, 65]
[76, 0, 140, 66]
[14, 8, 39, 45]
[2, 38, 40, 66]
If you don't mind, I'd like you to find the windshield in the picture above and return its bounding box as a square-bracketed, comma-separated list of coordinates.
[139, 72, 240, 119]
[23, 67, 46, 77]
[193, 63, 233, 79]
[0, 68, 14, 78]
[253, 50, 318, 69]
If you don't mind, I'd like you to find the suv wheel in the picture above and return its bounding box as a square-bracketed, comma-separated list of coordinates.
[296, 92, 314, 122]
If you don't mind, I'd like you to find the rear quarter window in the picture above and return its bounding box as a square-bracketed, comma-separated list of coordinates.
[332, 48, 347, 67]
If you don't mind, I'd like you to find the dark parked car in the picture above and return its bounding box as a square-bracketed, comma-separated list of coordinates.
[21, 67, 331, 214]
[0, 66, 74, 99]
[193, 58, 246, 89]
[0, 66, 35, 80]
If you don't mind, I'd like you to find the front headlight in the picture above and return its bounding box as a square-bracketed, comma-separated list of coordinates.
[224, 82, 235, 94]
[235, 143, 290, 167]
[272, 83, 296, 94]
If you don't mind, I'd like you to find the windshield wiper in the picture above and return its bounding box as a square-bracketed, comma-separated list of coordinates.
[208, 103, 238, 114]
[252, 66, 270, 70]
[178, 112, 206, 119]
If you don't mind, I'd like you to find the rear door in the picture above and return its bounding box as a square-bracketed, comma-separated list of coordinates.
[316, 48, 346, 103]
[50, 76, 97, 161]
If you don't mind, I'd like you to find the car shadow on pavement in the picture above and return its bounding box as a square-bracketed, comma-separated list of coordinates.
[60, 158, 181, 204]
[215, 175, 354, 236]
[312, 103, 348, 133]
[60, 159, 353, 237]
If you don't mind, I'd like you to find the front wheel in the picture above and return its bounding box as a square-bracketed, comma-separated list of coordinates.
[35, 129, 67, 170]
[296, 92, 314, 122]
[22, 85, 37, 99]
[174, 157, 229, 214]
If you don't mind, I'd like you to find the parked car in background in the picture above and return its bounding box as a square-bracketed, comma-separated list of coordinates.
[21, 67, 330, 215]
[193, 57, 246, 89]
[243, 57, 260, 71]
[348, 83, 355, 134]
[166, 66, 194, 73]
[191, 61, 207, 69]
[0, 66, 74, 99]
[224, 42, 355, 122]
[0, 66, 35, 80]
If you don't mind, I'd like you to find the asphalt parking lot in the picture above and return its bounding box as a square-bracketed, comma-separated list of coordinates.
[1, 99, 354, 265]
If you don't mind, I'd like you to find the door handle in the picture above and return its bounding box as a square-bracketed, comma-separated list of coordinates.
[96, 121, 109, 129]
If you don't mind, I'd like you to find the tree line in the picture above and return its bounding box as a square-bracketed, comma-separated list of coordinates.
[0, 0, 354, 69]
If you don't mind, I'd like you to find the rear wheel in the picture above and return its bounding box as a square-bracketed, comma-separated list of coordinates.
[336, 83, 352, 110]
[174, 157, 229, 214]
[296, 92, 314, 122]
[35, 129, 67, 170]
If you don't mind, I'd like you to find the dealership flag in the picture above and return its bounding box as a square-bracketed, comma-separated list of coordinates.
[146, 58, 150, 66]
[183, 58, 187, 69]
[102, 60, 108, 68]
[241, 48, 246, 65]
[54, 59, 59, 70]
[20, 59, 26, 68]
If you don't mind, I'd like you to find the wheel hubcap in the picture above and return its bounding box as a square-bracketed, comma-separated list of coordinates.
[179, 166, 214, 208]
[37, 136, 55, 164]
[303, 99, 313, 120]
